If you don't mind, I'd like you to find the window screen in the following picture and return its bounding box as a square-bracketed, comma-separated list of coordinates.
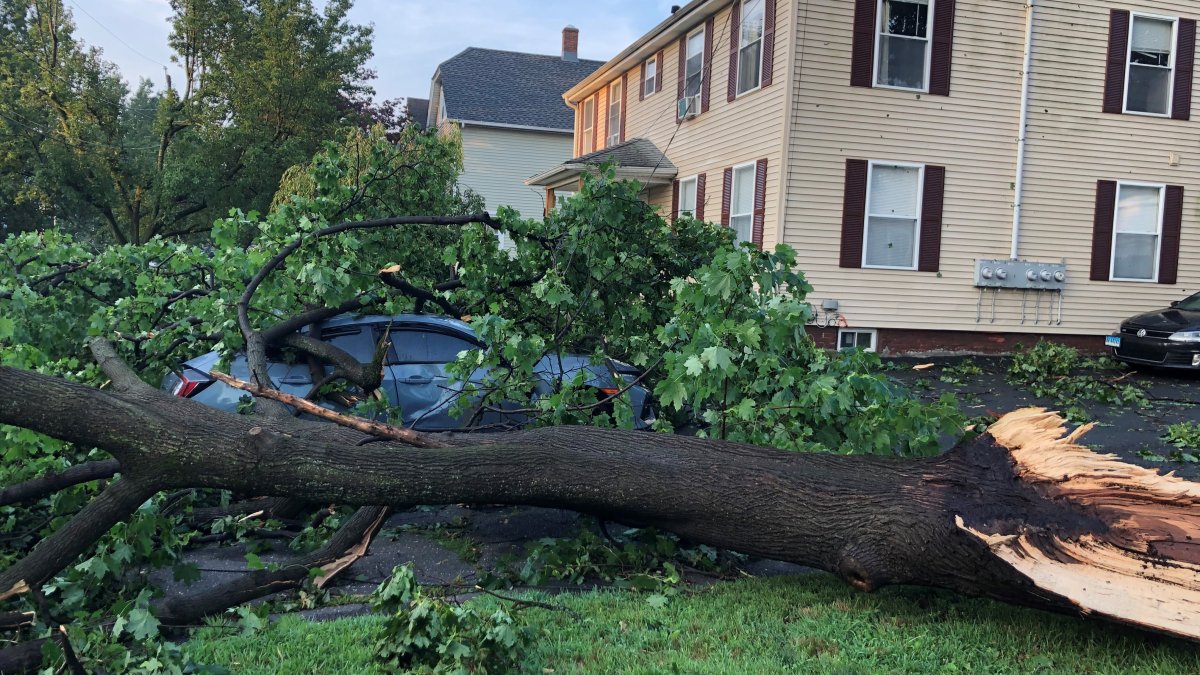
[877, 0, 931, 90]
[864, 164, 921, 268]
[1112, 184, 1162, 280]
[1127, 16, 1175, 115]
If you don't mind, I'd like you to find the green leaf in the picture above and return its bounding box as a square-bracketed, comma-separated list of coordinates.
[124, 607, 160, 641]
[0, 317, 13, 341]
[646, 593, 670, 609]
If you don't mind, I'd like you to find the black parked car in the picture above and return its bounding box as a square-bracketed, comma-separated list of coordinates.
[1107, 292, 1200, 369]
[162, 313, 655, 430]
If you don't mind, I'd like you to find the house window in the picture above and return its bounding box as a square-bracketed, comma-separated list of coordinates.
[555, 191, 575, 208]
[737, 0, 765, 95]
[678, 177, 698, 217]
[1125, 14, 1177, 116]
[729, 163, 756, 244]
[581, 97, 595, 155]
[838, 329, 877, 353]
[863, 162, 923, 269]
[685, 28, 706, 98]
[644, 57, 658, 96]
[875, 0, 932, 91]
[607, 80, 622, 147]
[1111, 182, 1165, 281]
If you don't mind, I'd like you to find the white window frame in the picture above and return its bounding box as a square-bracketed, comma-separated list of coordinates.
[872, 0, 934, 93]
[607, 80, 622, 147]
[677, 176, 698, 218]
[736, 0, 766, 97]
[684, 26, 707, 100]
[1110, 180, 1166, 283]
[1123, 12, 1179, 118]
[838, 329, 878, 353]
[862, 160, 924, 271]
[581, 97, 595, 155]
[729, 161, 757, 245]
[643, 57, 659, 97]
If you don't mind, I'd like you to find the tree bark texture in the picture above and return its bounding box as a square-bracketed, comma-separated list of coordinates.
[0, 365, 1197, 641]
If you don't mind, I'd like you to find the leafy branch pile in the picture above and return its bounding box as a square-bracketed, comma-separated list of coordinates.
[1007, 341, 1146, 419]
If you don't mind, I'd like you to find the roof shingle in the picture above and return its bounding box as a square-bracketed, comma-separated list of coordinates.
[437, 48, 604, 131]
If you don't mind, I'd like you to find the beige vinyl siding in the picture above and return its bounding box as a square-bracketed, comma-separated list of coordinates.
[783, 0, 1200, 338]
[571, 1, 790, 235]
[1015, 1, 1200, 335]
[459, 126, 574, 220]
[785, 0, 1026, 337]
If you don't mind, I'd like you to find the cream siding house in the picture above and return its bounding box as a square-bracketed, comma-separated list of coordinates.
[533, 0, 1200, 356]
[426, 33, 604, 223]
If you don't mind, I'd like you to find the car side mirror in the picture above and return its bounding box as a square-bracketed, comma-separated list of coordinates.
[1170, 300, 1181, 308]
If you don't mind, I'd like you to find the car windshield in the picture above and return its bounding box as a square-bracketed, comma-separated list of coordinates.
[1177, 293, 1200, 311]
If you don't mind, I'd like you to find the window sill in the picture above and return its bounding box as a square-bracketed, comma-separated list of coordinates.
[1121, 109, 1173, 119]
[872, 83, 931, 95]
[735, 84, 763, 100]
[1109, 276, 1160, 283]
[862, 264, 920, 271]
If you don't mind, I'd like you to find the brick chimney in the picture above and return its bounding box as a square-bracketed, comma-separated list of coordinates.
[562, 25, 579, 62]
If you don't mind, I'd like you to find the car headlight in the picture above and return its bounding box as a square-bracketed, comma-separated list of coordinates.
[1168, 330, 1200, 343]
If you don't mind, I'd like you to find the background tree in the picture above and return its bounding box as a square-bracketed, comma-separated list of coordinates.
[0, 0, 378, 245]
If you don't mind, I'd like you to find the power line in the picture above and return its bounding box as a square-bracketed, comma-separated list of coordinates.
[67, 0, 171, 70]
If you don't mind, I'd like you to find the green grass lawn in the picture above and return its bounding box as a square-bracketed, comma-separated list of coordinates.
[186, 574, 1200, 674]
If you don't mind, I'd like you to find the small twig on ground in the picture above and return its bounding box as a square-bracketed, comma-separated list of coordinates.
[473, 586, 583, 621]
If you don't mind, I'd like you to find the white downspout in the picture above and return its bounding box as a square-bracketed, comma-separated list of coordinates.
[1010, 0, 1037, 260]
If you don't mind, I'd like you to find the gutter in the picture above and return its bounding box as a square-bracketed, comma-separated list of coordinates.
[562, 0, 727, 103]
[1011, 0, 1037, 260]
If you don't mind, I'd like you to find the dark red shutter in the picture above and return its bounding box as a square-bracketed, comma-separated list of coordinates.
[721, 167, 733, 227]
[752, 159, 768, 249]
[1090, 180, 1117, 281]
[851, 0, 877, 88]
[762, 0, 777, 88]
[728, 0, 742, 103]
[620, 72, 628, 143]
[840, 159, 868, 268]
[1160, 185, 1184, 284]
[1173, 20, 1196, 120]
[591, 93, 599, 152]
[929, 0, 955, 96]
[918, 165, 945, 272]
[672, 180, 680, 220]
[696, 173, 707, 221]
[676, 36, 686, 122]
[657, 50, 665, 94]
[1103, 10, 1131, 114]
[702, 17, 715, 113]
[639, 61, 646, 101]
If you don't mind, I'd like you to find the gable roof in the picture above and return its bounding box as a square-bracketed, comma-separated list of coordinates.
[435, 47, 605, 131]
[572, 138, 677, 171]
[525, 138, 677, 188]
[405, 97, 430, 128]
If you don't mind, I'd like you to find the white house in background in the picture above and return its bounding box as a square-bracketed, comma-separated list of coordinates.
[426, 28, 605, 223]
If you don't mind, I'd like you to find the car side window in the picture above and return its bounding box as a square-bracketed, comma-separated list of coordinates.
[389, 330, 478, 364]
[324, 328, 377, 364]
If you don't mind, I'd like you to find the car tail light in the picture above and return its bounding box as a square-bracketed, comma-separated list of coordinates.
[172, 375, 211, 398]
[599, 387, 621, 396]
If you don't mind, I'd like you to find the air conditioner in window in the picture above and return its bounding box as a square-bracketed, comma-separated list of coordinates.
[677, 94, 700, 119]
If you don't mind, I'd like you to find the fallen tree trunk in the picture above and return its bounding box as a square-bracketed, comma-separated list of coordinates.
[0, 364, 1197, 643]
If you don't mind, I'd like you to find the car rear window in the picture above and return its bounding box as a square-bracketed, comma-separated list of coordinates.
[1178, 294, 1200, 311]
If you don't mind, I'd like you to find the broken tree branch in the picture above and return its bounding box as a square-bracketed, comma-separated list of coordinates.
[208, 370, 447, 448]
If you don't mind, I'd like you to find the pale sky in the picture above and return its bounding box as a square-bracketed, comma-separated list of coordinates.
[69, 0, 679, 104]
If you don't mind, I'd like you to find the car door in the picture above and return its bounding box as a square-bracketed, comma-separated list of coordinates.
[383, 327, 482, 430]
